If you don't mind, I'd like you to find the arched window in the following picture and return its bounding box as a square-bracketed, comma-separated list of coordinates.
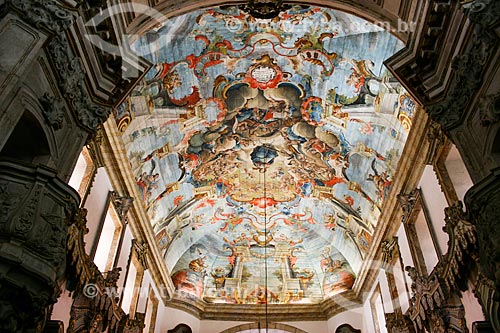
[219, 322, 308, 333]
[167, 323, 192, 333]
[335, 324, 361, 333]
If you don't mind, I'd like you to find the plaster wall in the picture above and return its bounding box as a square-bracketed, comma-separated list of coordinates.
[396, 226, 414, 296]
[115, 226, 134, 291]
[414, 209, 439, 273]
[362, 296, 376, 333]
[199, 320, 253, 333]
[377, 270, 394, 314]
[392, 251, 410, 313]
[138, 270, 153, 313]
[327, 308, 364, 332]
[418, 165, 448, 255]
[121, 259, 139, 313]
[445, 145, 473, 202]
[51, 289, 73, 331]
[68, 152, 88, 191]
[279, 321, 328, 333]
[461, 287, 485, 332]
[155, 306, 201, 333]
[83, 167, 113, 254]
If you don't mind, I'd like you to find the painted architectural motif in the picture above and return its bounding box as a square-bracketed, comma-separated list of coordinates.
[116, 5, 415, 304]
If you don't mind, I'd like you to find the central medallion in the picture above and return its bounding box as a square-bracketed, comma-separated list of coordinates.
[251, 66, 277, 83]
[250, 144, 279, 167]
[245, 55, 283, 89]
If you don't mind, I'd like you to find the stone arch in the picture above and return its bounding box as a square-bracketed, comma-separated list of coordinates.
[124, 0, 413, 43]
[168, 323, 193, 333]
[335, 323, 361, 333]
[0, 108, 53, 165]
[219, 322, 308, 333]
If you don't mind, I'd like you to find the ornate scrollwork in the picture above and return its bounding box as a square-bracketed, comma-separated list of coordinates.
[404, 201, 477, 332]
[474, 273, 500, 330]
[426, 10, 498, 130]
[67, 208, 99, 288]
[0, 163, 78, 265]
[8, 0, 75, 33]
[425, 121, 446, 165]
[397, 189, 419, 222]
[386, 1, 456, 104]
[243, 0, 291, 19]
[467, 0, 500, 27]
[123, 313, 146, 333]
[381, 237, 399, 269]
[385, 312, 415, 333]
[103, 267, 122, 288]
[465, 170, 500, 295]
[39, 93, 65, 131]
[478, 93, 500, 126]
[0, 161, 79, 331]
[111, 191, 134, 223]
[67, 208, 145, 333]
[132, 239, 149, 270]
[85, 126, 105, 168]
[47, 34, 111, 131]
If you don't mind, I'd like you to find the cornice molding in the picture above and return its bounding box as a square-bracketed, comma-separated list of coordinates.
[164, 289, 361, 321]
[47, 33, 111, 131]
[102, 116, 176, 302]
[123, 0, 414, 43]
[6, 0, 150, 132]
[387, 0, 500, 132]
[8, 0, 75, 33]
[404, 201, 476, 332]
[426, 22, 498, 131]
[353, 108, 430, 298]
[219, 322, 308, 333]
[386, 0, 470, 105]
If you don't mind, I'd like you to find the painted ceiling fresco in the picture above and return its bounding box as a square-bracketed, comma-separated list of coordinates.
[115, 5, 416, 305]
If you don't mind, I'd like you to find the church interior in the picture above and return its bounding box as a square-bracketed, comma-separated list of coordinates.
[0, 0, 499, 332]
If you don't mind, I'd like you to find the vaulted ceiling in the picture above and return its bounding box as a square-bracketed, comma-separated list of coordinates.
[114, 5, 416, 305]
